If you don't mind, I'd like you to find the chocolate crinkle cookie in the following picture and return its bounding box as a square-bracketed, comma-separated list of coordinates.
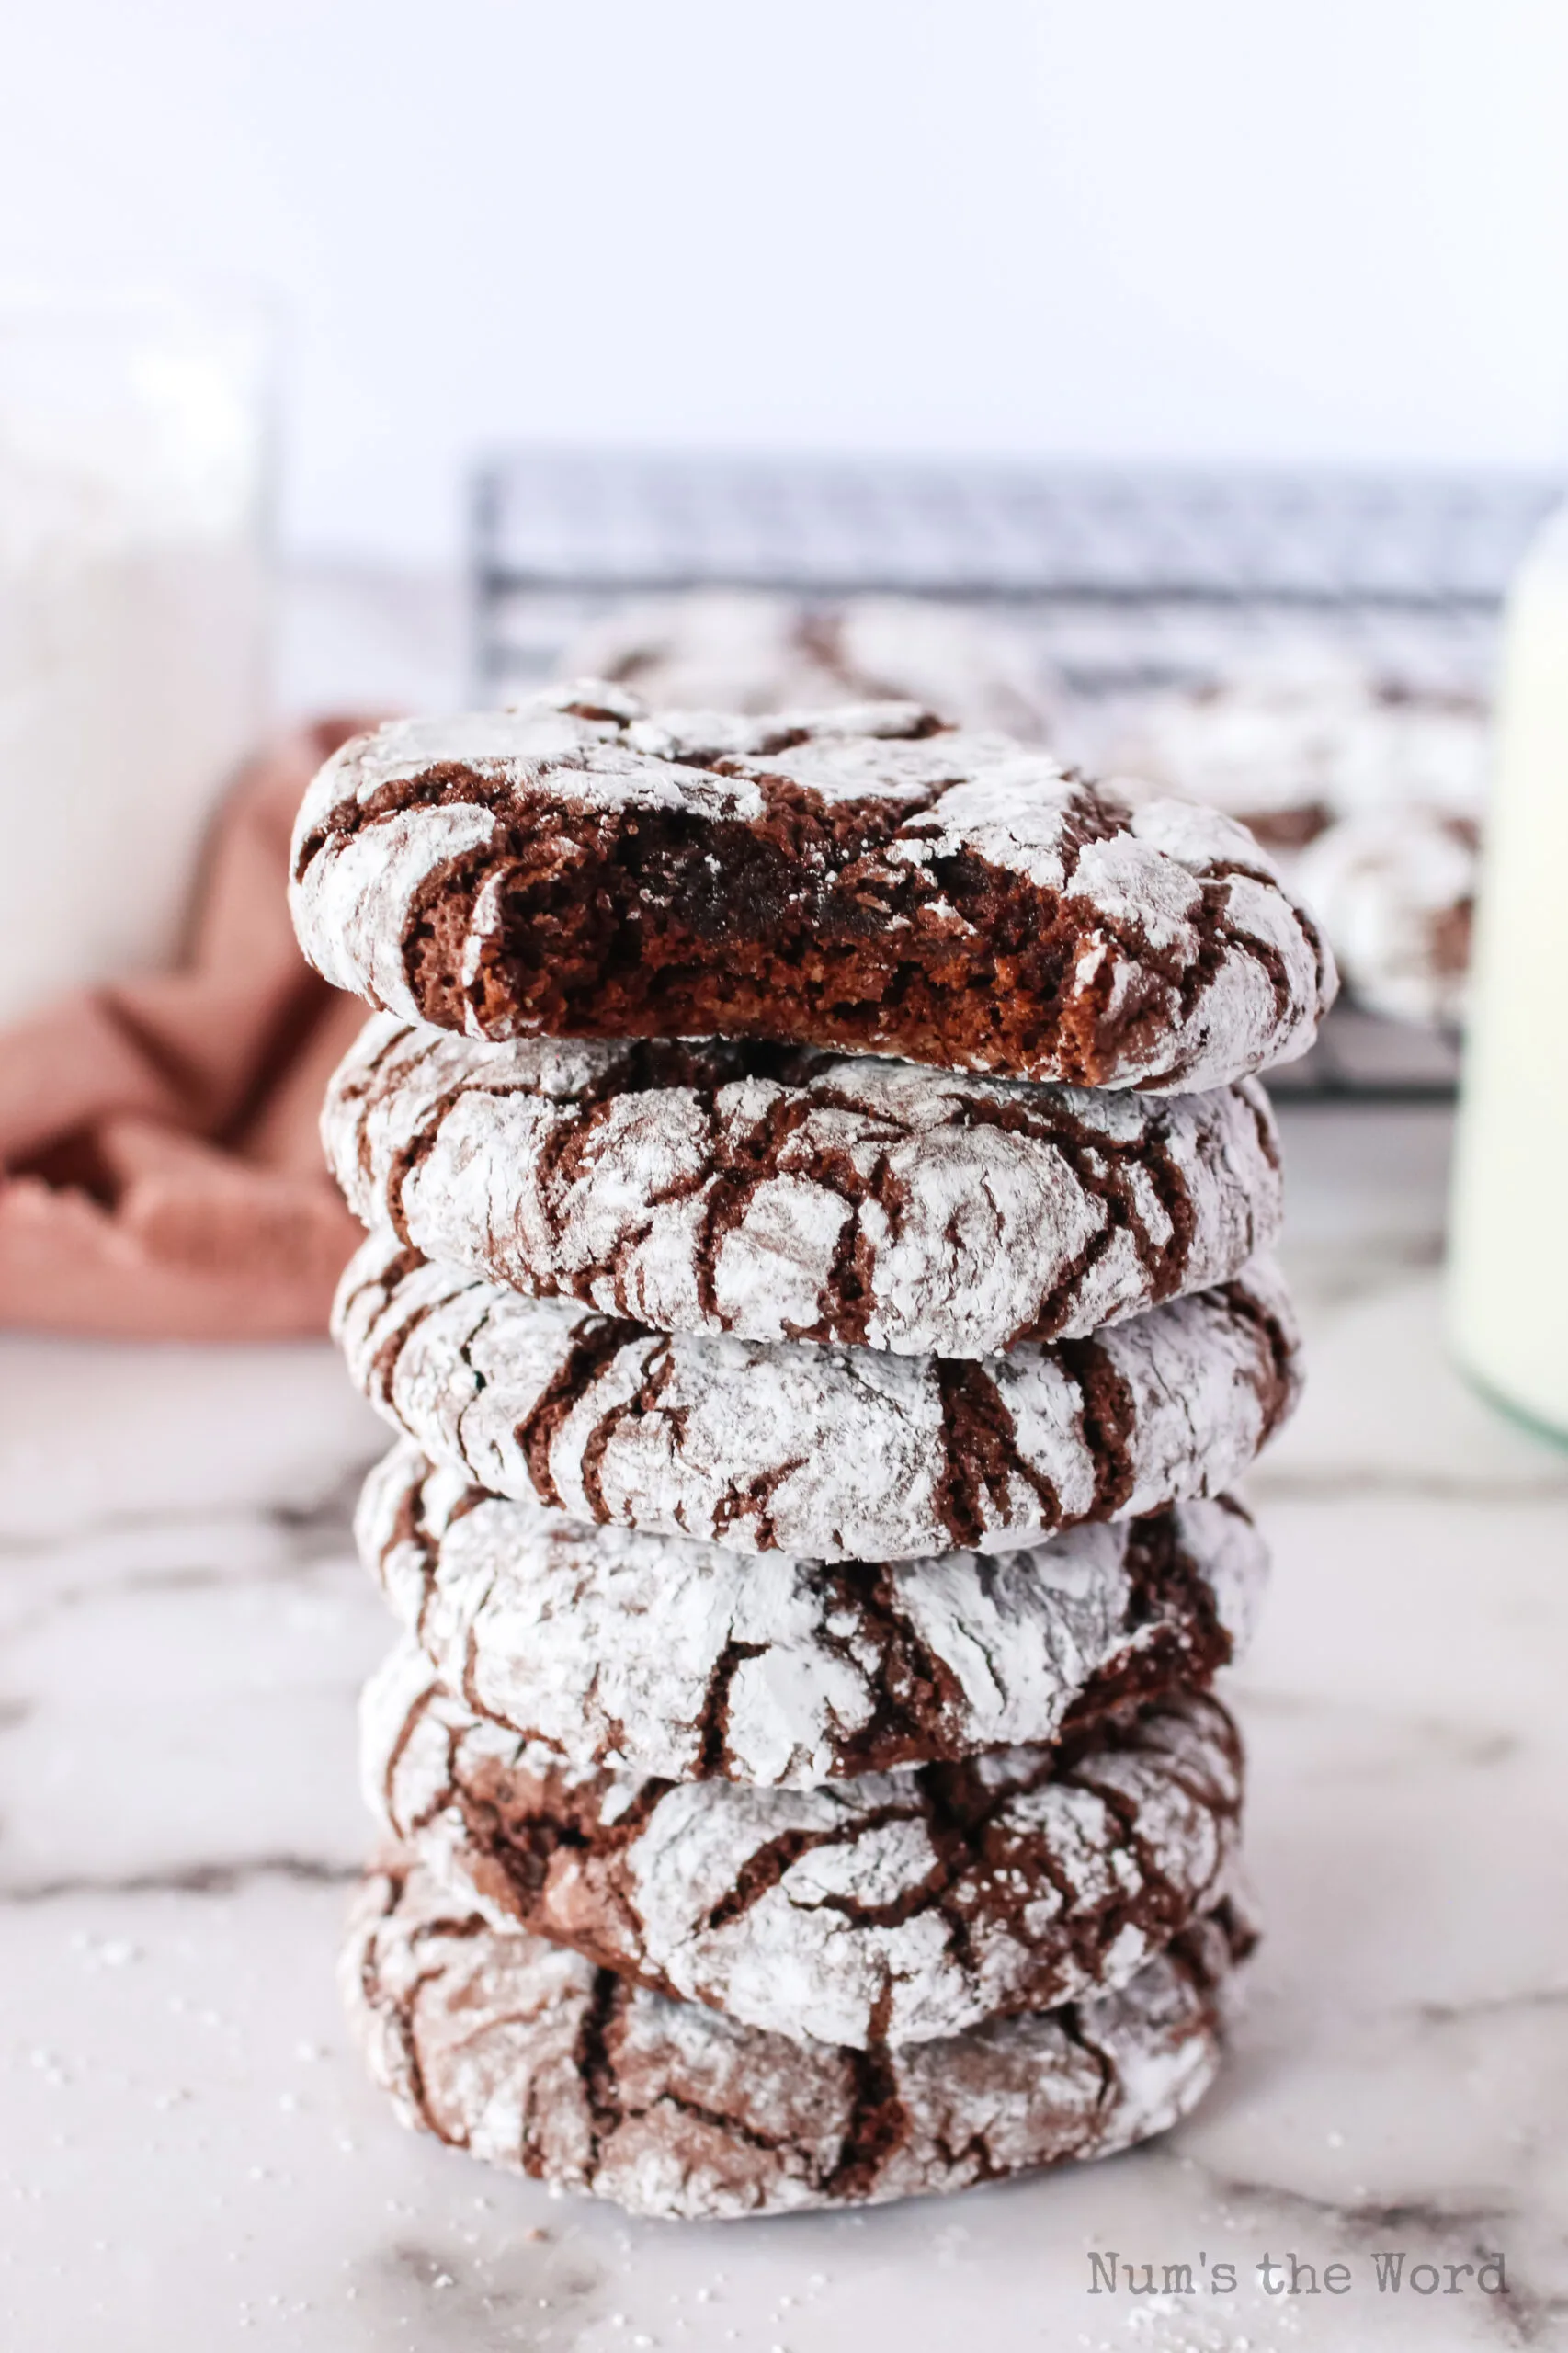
[363, 1646, 1244, 2051]
[1102, 652, 1490, 851]
[1296, 806, 1476, 1030]
[290, 685, 1335, 1093]
[334, 1232, 1299, 1563]
[360, 1438, 1267, 1786]
[553, 589, 1061, 742]
[324, 1015, 1283, 1355]
[343, 1853, 1256, 2221]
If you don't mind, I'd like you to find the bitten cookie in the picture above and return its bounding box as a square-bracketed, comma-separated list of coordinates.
[363, 1648, 1244, 2050]
[325, 1016, 1283, 1354]
[344, 1853, 1254, 2220]
[290, 685, 1335, 1093]
[360, 1439, 1267, 1785]
[334, 1233, 1300, 1563]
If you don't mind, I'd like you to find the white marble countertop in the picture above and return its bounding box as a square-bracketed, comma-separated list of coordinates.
[4, 1095, 1567, 2353]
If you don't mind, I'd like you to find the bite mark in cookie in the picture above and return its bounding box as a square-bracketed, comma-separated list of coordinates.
[290, 688, 1335, 1093]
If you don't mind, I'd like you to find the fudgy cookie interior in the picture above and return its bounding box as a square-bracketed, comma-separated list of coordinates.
[401, 778, 1163, 1084]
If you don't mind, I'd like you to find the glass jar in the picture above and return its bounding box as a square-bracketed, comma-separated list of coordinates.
[1448, 499, 1568, 1441]
[0, 291, 272, 1020]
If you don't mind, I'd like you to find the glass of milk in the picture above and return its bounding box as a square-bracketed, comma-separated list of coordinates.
[1449, 499, 1568, 1442]
[0, 291, 272, 1021]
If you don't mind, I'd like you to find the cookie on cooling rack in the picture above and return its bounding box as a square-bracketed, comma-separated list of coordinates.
[554, 589, 1060, 741]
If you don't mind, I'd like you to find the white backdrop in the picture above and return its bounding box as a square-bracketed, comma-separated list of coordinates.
[3, 0, 1565, 562]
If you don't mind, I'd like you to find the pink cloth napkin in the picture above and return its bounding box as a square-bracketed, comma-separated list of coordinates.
[0, 722, 372, 1338]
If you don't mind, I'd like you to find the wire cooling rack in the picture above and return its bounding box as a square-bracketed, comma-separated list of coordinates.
[471, 450, 1563, 1101]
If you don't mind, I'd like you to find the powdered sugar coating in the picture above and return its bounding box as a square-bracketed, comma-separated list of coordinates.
[363, 1646, 1244, 2049]
[290, 684, 1334, 1094]
[1105, 653, 1491, 839]
[325, 1016, 1283, 1355]
[1297, 806, 1476, 1029]
[359, 1438, 1267, 1786]
[555, 589, 1061, 741]
[344, 1854, 1249, 2219]
[333, 1233, 1300, 1563]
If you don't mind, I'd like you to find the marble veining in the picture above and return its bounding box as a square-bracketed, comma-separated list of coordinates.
[3, 1102, 1568, 2350]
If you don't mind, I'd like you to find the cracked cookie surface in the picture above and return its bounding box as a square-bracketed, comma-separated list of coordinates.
[554, 588, 1061, 741]
[334, 1232, 1299, 1562]
[343, 1853, 1254, 2219]
[363, 1649, 1244, 2049]
[361, 1440, 1267, 1785]
[326, 1016, 1283, 1355]
[290, 684, 1335, 1093]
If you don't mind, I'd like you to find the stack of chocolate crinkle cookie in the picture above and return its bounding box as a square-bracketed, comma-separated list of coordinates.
[289, 682, 1336, 2222]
